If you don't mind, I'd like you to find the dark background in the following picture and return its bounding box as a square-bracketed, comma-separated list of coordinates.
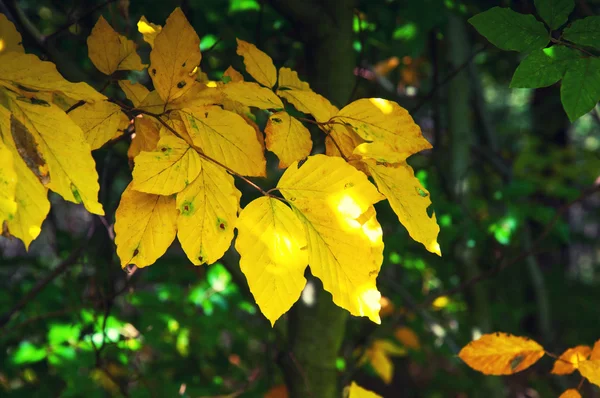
[1, 0, 599, 397]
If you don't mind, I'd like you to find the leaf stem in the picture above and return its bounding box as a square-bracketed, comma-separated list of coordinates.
[550, 37, 595, 57]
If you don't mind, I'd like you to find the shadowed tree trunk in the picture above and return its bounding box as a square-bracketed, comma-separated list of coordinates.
[269, 1, 356, 397]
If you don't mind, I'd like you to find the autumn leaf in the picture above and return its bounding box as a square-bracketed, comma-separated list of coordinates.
[224, 66, 244, 83]
[458, 333, 545, 375]
[366, 160, 441, 255]
[166, 82, 224, 111]
[179, 107, 266, 177]
[114, 183, 177, 268]
[277, 155, 385, 323]
[176, 159, 240, 266]
[325, 124, 365, 160]
[365, 339, 407, 383]
[131, 129, 202, 195]
[128, 116, 160, 159]
[0, 138, 17, 225]
[118, 80, 150, 107]
[136, 90, 166, 114]
[265, 112, 312, 168]
[551, 345, 591, 375]
[149, 8, 200, 104]
[0, 106, 49, 249]
[236, 38, 277, 88]
[559, 389, 582, 398]
[579, 359, 600, 387]
[221, 81, 284, 110]
[345, 382, 382, 398]
[87, 16, 145, 75]
[69, 101, 129, 150]
[591, 339, 600, 360]
[0, 13, 24, 54]
[278, 67, 309, 90]
[395, 327, 421, 350]
[0, 53, 105, 102]
[333, 98, 432, 163]
[9, 97, 104, 215]
[236, 196, 308, 325]
[137, 16, 162, 48]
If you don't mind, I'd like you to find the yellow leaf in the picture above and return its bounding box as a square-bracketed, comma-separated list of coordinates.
[277, 155, 385, 323]
[432, 295, 449, 309]
[325, 124, 365, 159]
[0, 53, 105, 102]
[221, 81, 284, 110]
[69, 101, 129, 150]
[179, 107, 266, 177]
[114, 183, 177, 268]
[278, 67, 310, 90]
[132, 129, 202, 195]
[176, 159, 240, 265]
[333, 98, 432, 163]
[365, 339, 407, 384]
[591, 339, 600, 360]
[0, 106, 49, 249]
[149, 8, 200, 104]
[166, 82, 224, 111]
[235, 196, 308, 325]
[224, 66, 244, 83]
[0, 139, 17, 224]
[559, 389, 582, 398]
[8, 113, 48, 184]
[394, 327, 421, 350]
[551, 345, 591, 375]
[345, 382, 381, 398]
[579, 360, 600, 387]
[366, 160, 441, 255]
[0, 13, 24, 54]
[265, 112, 312, 168]
[128, 116, 160, 159]
[87, 16, 145, 75]
[137, 90, 165, 114]
[458, 333, 545, 375]
[277, 88, 338, 123]
[137, 16, 162, 48]
[9, 97, 103, 215]
[235, 38, 276, 88]
[118, 80, 150, 107]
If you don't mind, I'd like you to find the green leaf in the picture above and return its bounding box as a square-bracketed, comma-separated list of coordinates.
[560, 57, 600, 121]
[534, 0, 574, 30]
[468, 7, 549, 52]
[563, 16, 600, 49]
[11, 341, 47, 364]
[510, 46, 580, 88]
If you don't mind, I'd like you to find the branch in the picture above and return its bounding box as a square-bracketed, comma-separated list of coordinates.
[420, 184, 600, 308]
[43, 0, 119, 43]
[0, 226, 94, 330]
[411, 45, 487, 115]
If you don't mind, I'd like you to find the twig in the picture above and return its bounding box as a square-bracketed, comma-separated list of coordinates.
[420, 184, 600, 308]
[0, 226, 94, 330]
[411, 46, 487, 114]
[42, 0, 119, 43]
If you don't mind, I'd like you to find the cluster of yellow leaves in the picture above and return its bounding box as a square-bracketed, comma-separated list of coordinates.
[0, 7, 441, 327]
[0, 14, 116, 249]
[459, 332, 600, 397]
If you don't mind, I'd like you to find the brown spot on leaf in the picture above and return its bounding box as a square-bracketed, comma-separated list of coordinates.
[133, 249, 139, 256]
[151, 68, 157, 75]
[177, 81, 186, 89]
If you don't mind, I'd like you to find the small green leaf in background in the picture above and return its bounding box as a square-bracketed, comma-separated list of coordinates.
[510, 45, 580, 88]
[468, 7, 549, 52]
[563, 16, 600, 49]
[560, 57, 600, 121]
[534, 0, 574, 30]
[11, 341, 47, 365]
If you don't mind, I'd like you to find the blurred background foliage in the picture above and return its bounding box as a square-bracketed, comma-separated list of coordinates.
[1, 0, 599, 397]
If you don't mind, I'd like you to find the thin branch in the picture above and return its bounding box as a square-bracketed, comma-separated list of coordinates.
[136, 109, 273, 197]
[411, 46, 487, 114]
[420, 184, 600, 308]
[43, 0, 119, 43]
[0, 226, 94, 330]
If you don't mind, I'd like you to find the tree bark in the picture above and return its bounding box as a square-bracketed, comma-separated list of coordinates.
[270, 1, 356, 397]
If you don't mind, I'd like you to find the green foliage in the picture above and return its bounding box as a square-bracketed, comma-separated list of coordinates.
[534, 0, 574, 30]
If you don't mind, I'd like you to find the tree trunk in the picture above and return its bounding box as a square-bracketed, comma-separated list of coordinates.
[270, 1, 356, 397]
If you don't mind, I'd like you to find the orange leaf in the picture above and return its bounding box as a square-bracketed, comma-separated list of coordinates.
[458, 333, 544, 375]
[551, 345, 591, 375]
[394, 327, 420, 350]
[590, 339, 600, 360]
[559, 389, 581, 398]
[579, 359, 600, 387]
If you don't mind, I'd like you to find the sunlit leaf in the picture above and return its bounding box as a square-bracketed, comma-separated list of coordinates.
[579, 359, 600, 387]
[559, 389, 582, 398]
[236, 196, 308, 325]
[236, 38, 276, 88]
[119, 80, 150, 107]
[551, 345, 591, 374]
[346, 382, 382, 398]
[137, 16, 162, 48]
[0, 13, 24, 54]
[459, 333, 545, 375]
[221, 81, 284, 109]
[69, 101, 129, 150]
[265, 111, 312, 168]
